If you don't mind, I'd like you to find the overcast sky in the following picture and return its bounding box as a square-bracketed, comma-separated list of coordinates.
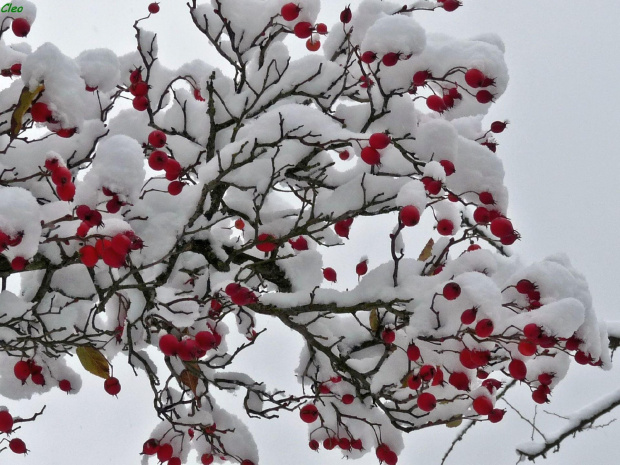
[2, 1, 620, 464]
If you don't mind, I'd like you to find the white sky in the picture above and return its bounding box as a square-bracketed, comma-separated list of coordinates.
[2, 1, 620, 464]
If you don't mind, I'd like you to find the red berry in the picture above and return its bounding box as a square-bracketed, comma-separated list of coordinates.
[111, 234, 132, 256]
[10, 63, 21, 75]
[57, 126, 77, 137]
[31, 372, 45, 385]
[475, 319, 494, 338]
[442, 0, 461, 12]
[148, 150, 169, 171]
[472, 396, 493, 415]
[439, 159, 455, 176]
[478, 191, 495, 205]
[340, 6, 352, 23]
[516, 279, 536, 294]
[399, 205, 420, 226]
[523, 323, 541, 340]
[538, 373, 554, 386]
[449, 371, 470, 391]
[412, 70, 430, 87]
[369, 132, 391, 149]
[129, 68, 143, 84]
[351, 439, 363, 450]
[361, 146, 381, 165]
[417, 392, 436, 412]
[168, 181, 184, 196]
[148, 2, 160, 14]
[460, 307, 477, 325]
[473, 206, 490, 224]
[407, 343, 421, 362]
[308, 440, 319, 451]
[11, 18, 30, 37]
[407, 373, 421, 390]
[382, 328, 395, 344]
[59, 379, 72, 393]
[508, 359, 527, 380]
[443, 282, 461, 300]
[316, 23, 328, 34]
[490, 217, 514, 238]
[157, 443, 174, 462]
[194, 88, 205, 101]
[355, 259, 368, 276]
[159, 334, 180, 356]
[32, 102, 53, 123]
[9, 438, 27, 454]
[323, 267, 337, 282]
[339, 150, 350, 160]
[14, 360, 30, 381]
[11, 256, 27, 271]
[306, 38, 320, 52]
[422, 177, 442, 195]
[490, 121, 507, 133]
[51, 166, 72, 185]
[104, 377, 121, 395]
[196, 331, 217, 350]
[164, 158, 182, 179]
[476, 90, 494, 104]
[234, 219, 245, 230]
[169, 458, 181, 465]
[459, 348, 476, 369]
[201, 453, 214, 464]
[281, 3, 301, 21]
[518, 339, 537, 357]
[0, 411, 14, 433]
[382, 52, 399, 67]
[79, 245, 99, 267]
[426, 94, 447, 112]
[437, 219, 454, 236]
[44, 157, 60, 171]
[334, 219, 351, 238]
[293, 22, 313, 39]
[464, 68, 486, 88]
[419, 364, 436, 382]
[532, 386, 549, 404]
[289, 236, 308, 251]
[575, 350, 591, 365]
[299, 404, 319, 423]
[131, 81, 149, 97]
[342, 394, 355, 405]
[148, 130, 167, 148]
[360, 51, 377, 63]
[256, 233, 277, 252]
[488, 408, 505, 423]
[133, 96, 149, 111]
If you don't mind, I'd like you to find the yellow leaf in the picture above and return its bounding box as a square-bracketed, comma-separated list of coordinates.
[417, 238, 434, 261]
[10, 84, 45, 139]
[76, 346, 110, 379]
[446, 416, 463, 428]
[369, 308, 379, 333]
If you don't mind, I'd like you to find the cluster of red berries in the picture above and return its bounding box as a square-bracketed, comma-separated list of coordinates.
[280, 3, 329, 51]
[129, 68, 150, 111]
[224, 282, 258, 306]
[44, 156, 75, 201]
[0, 412, 26, 453]
[13, 359, 45, 386]
[361, 132, 392, 166]
[426, 87, 463, 113]
[146, 130, 185, 195]
[313, 436, 363, 453]
[375, 443, 398, 465]
[0, 228, 26, 270]
[142, 439, 182, 464]
[464, 68, 495, 103]
[79, 231, 142, 269]
[0, 62, 21, 77]
[360, 50, 409, 68]
[159, 329, 221, 361]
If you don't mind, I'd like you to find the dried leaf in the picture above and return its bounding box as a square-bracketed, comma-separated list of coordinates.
[369, 308, 380, 333]
[10, 84, 45, 139]
[180, 369, 199, 395]
[417, 238, 434, 261]
[446, 416, 463, 428]
[76, 346, 110, 379]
